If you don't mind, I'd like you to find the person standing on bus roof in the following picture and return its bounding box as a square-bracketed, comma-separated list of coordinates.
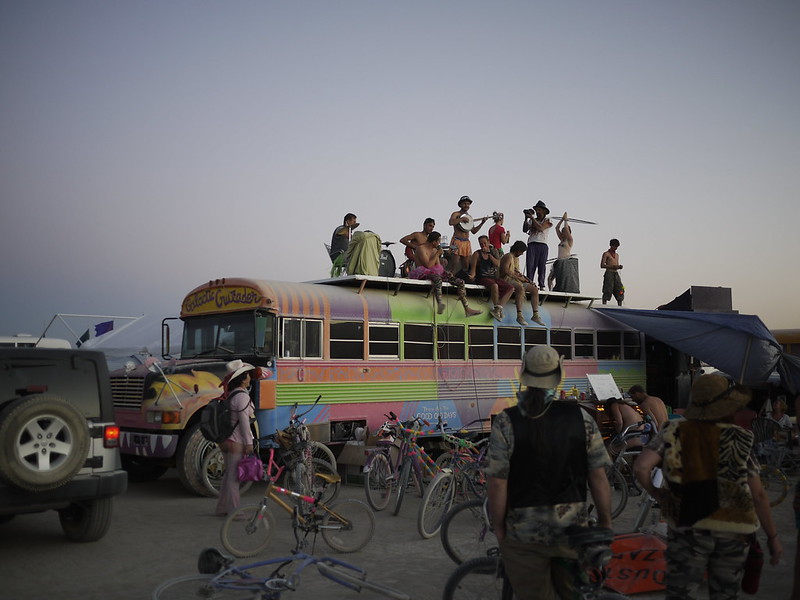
[215, 360, 256, 517]
[486, 345, 613, 600]
[449, 196, 488, 275]
[329, 213, 358, 262]
[600, 238, 624, 305]
[522, 200, 552, 289]
[408, 231, 482, 317]
[488, 212, 510, 254]
[500, 241, 545, 327]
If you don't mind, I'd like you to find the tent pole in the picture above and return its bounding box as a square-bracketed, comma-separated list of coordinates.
[740, 336, 753, 384]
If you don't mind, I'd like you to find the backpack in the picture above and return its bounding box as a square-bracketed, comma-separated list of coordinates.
[199, 390, 249, 443]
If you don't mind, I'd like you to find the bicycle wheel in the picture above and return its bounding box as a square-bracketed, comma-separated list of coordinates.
[286, 458, 340, 504]
[441, 499, 496, 565]
[220, 504, 275, 558]
[316, 562, 411, 600]
[760, 465, 789, 507]
[442, 555, 513, 600]
[321, 498, 376, 553]
[364, 452, 393, 511]
[607, 465, 628, 519]
[152, 574, 254, 599]
[418, 469, 456, 538]
[392, 459, 412, 516]
[310, 440, 337, 470]
[456, 460, 486, 502]
[200, 446, 254, 498]
[435, 450, 457, 471]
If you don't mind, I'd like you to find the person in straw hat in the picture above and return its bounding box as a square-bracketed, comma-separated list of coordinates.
[215, 359, 256, 517]
[634, 374, 783, 599]
[486, 345, 612, 600]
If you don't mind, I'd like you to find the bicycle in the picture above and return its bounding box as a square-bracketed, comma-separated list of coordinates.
[417, 436, 488, 539]
[440, 497, 496, 565]
[155, 519, 408, 599]
[363, 413, 439, 515]
[221, 467, 374, 558]
[441, 526, 629, 600]
[604, 419, 652, 519]
[752, 417, 791, 507]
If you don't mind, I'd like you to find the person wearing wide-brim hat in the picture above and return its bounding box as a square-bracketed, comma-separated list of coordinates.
[522, 200, 552, 290]
[215, 360, 257, 517]
[448, 195, 488, 275]
[634, 374, 783, 598]
[485, 346, 613, 600]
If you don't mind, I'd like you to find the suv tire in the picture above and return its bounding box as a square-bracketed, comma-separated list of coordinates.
[0, 394, 90, 491]
[58, 496, 113, 542]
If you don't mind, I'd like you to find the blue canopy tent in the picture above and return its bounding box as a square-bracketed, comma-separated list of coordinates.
[593, 308, 800, 395]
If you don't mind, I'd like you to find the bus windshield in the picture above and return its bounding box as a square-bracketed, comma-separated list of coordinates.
[181, 311, 275, 358]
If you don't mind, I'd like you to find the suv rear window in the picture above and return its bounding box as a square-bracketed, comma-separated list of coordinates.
[0, 354, 106, 420]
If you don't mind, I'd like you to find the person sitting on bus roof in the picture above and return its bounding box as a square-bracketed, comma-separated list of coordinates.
[329, 213, 358, 262]
[467, 235, 515, 322]
[408, 231, 482, 318]
[399, 218, 436, 275]
[500, 241, 545, 327]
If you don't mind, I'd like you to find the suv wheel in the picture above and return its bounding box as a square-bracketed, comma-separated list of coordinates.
[58, 496, 113, 542]
[0, 394, 90, 491]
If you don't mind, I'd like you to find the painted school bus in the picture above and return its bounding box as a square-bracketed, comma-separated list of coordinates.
[111, 275, 645, 495]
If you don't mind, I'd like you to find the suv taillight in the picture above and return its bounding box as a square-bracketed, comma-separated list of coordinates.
[104, 425, 121, 448]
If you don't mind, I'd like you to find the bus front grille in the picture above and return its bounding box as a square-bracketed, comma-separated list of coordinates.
[111, 377, 145, 410]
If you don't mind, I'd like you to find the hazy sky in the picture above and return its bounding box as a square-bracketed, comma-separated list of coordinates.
[2, 1, 798, 341]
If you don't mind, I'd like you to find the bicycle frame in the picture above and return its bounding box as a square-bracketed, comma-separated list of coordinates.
[258, 475, 346, 532]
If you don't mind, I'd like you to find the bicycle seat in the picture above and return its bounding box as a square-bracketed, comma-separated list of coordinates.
[197, 547, 233, 574]
[565, 525, 614, 549]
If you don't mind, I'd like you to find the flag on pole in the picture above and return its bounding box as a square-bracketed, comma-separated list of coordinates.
[77, 329, 90, 347]
[94, 320, 114, 336]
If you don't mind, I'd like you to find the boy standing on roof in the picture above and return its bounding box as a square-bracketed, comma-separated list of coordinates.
[600, 238, 624, 305]
[449, 196, 488, 276]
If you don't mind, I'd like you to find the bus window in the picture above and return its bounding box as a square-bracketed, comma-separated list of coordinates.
[623, 331, 642, 360]
[437, 324, 465, 360]
[551, 329, 572, 359]
[597, 330, 621, 359]
[330, 321, 363, 359]
[469, 326, 494, 359]
[281, 318, 322, 359]
[523, 328, 547, 351]
[575, 330, 595, 359]
[497, 327, 522, 360]
[181, 313, 262, 358]
[369, 323, 399, 358]
[254, 313, 275, 355]
[404, 323, 434, 360]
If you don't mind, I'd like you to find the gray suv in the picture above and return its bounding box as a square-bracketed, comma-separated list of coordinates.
[0, 348, 128, 541]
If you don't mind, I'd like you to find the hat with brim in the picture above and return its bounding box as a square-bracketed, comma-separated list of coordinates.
[520, 345, 563, 389]
[223, 359, 255, 384]
[458, 195, 472, 207]
[683, 374, 751, 421]
[532, 200, 550, 215]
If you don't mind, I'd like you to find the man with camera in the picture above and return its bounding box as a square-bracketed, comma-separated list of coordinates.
[522, 200, 552, 289]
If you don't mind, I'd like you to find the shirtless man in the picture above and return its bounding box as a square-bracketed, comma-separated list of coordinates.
[600, 238, 624, 305]
[467, 235, 515, 322]
[408, 231, 482, 317]
[500, 241, 545, 326]
[400, 218, 436, 264]
[547, 212, 573, 290]
[449, 196, 488, 275]
[607, 397, 646, 449]
[628, 385, 669, 431]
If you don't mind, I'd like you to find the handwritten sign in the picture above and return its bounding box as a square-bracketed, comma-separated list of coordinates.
[586, 373, 622, 401]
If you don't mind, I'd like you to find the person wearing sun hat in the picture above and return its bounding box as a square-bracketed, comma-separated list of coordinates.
[448, 195, 488, 275]
[215, 359, 256, 517]
[485, 346, 612, 599]
[634, 374, 783, 599]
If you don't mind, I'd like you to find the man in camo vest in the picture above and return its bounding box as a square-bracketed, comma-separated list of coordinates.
[486, 345, 612, 600]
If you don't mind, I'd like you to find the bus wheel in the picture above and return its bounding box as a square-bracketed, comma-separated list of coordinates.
[176, 424, 216, 497]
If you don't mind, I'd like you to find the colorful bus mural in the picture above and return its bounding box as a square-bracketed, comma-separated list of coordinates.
[111, 275, 645, 495]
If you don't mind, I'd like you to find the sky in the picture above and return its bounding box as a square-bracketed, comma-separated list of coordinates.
[2, 1, 798, 343]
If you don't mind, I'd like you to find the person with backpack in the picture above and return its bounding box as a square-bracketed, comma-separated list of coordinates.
[215, 360, 256, 517]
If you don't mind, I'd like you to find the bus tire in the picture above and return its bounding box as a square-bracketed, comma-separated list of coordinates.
[176, 424, 216, 497]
